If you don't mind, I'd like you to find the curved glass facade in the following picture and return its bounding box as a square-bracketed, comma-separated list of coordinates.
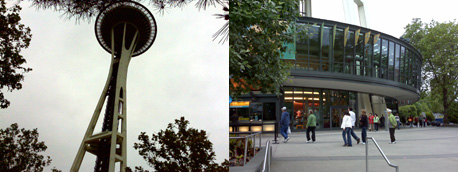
[285, 17, 422, 90]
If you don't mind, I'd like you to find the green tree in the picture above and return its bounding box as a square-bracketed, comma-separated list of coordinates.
[447, 101, 458, 123]
[403, 18, 458, 124]
[133, 117, 228, 172]
[229, 0, 305, 98]
[0, 0, 32, 109]
[0, 123, 52, 171]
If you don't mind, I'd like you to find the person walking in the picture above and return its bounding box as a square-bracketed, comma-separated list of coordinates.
[395, 113, 401, 130]
[360, 109, 368, 144]
[348, 107, 361, 144]
[374, 114, 380, 131]
[369, 113, 374, 132]
[280, 107, 290, 143]
[408, 115, 413, 128]
[388, 109, 397, 144]
[306, 110, 316, 143]
[341, 111, 353, 147]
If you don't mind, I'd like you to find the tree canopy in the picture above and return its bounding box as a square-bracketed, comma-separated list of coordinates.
[0, 0, 32, 109]
[402, 18, 458, 124]
[133, 117, 228, 171]
[30, 0, 228, 42]
[229, 0, 305, 98]
[0, 123, 52, 171]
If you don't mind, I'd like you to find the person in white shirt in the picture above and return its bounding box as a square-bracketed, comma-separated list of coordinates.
[341, 111, 353, 147]
[348, 107, 361, 144]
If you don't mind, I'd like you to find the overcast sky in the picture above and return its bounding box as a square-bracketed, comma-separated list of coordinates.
[313, 0, 458, 38]
[0, 1, 228, 171]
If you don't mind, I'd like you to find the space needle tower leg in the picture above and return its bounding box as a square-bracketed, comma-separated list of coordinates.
[71, 23, 137, 172]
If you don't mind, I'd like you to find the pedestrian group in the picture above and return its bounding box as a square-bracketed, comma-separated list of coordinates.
[280, 107, 399, 146]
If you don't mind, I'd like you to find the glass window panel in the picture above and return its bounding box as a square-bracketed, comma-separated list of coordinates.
[400, 46, 405, 83]
[407, 52, 413, 85]
[249, 102, 263, 122]
[340, 91, 349, 106]
[381, 39, 388, 79]
[263, 103, 276, 122]
[388, 41, 395, 81]
[322, 89, 330, 128]
[412, 53, 416, 87]
[295, 54, 308, 70]
[344, 31, 355, 74]
[373, 38, 381, 78]
[394, 44, 401, 82]
[295, 23, 308, 70]
[309, 25, 320, 71]
[364, 35, 373, 77]
[331, 90, 339, 106]
[355, 32, 364, 76]
[293, 88, 305, 130]
[333, 28, 344, 73]
[322, 26, 332, 72]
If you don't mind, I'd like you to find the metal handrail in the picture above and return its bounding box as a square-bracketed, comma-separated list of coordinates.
[366, 137, 399, 172]
[261, 140, 272, 172]
[229, 132, 262, 165]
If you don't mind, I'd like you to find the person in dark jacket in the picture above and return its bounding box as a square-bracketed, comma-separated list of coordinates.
[280, 107, 290, 143]
[360, 109, 368, 144]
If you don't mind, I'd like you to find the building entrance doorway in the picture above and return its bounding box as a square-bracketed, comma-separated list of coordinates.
[330, 106, 348, 129]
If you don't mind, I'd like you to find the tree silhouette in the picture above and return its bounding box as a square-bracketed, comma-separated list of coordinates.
[133, 117, 228, 171]
[0, 0, 33, 109]
[30, 0, 228, 42]
[0, 123, 52, 171]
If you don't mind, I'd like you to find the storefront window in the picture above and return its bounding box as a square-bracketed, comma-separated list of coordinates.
[249, 102, 263, 122]
[322, 89, 330, 128]
[293, 88, 305, 130]
[283, 87, 358, 130]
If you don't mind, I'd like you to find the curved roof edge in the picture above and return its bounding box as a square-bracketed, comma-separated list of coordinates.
[286, 70, 420, 103]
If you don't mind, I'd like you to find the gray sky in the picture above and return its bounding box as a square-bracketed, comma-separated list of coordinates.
[313, 0, 458, 38]
[0, 1, 228, 171]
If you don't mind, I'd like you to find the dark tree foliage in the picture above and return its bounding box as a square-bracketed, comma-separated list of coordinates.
[0, 0, 32, 109]
[133, 117, 228, 172]
[30, 0, 228, 42]
[0, 123, 52, 171]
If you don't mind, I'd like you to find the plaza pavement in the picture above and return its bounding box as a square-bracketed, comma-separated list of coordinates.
[263, 126, 458, 172]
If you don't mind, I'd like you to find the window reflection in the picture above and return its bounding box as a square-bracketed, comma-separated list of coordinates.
[286, 19, 422, 90]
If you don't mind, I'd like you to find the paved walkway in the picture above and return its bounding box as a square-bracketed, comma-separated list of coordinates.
[261, 126, 458, 172]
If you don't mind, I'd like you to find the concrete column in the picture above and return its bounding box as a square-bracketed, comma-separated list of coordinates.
[357, 93, 373, 115]
[354, 0, 367, 27]
[371, 95, 388, 131]
[302, 0, 312, 17]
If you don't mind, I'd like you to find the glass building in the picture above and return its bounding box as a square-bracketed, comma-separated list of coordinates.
[230, 1, 422, 133]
